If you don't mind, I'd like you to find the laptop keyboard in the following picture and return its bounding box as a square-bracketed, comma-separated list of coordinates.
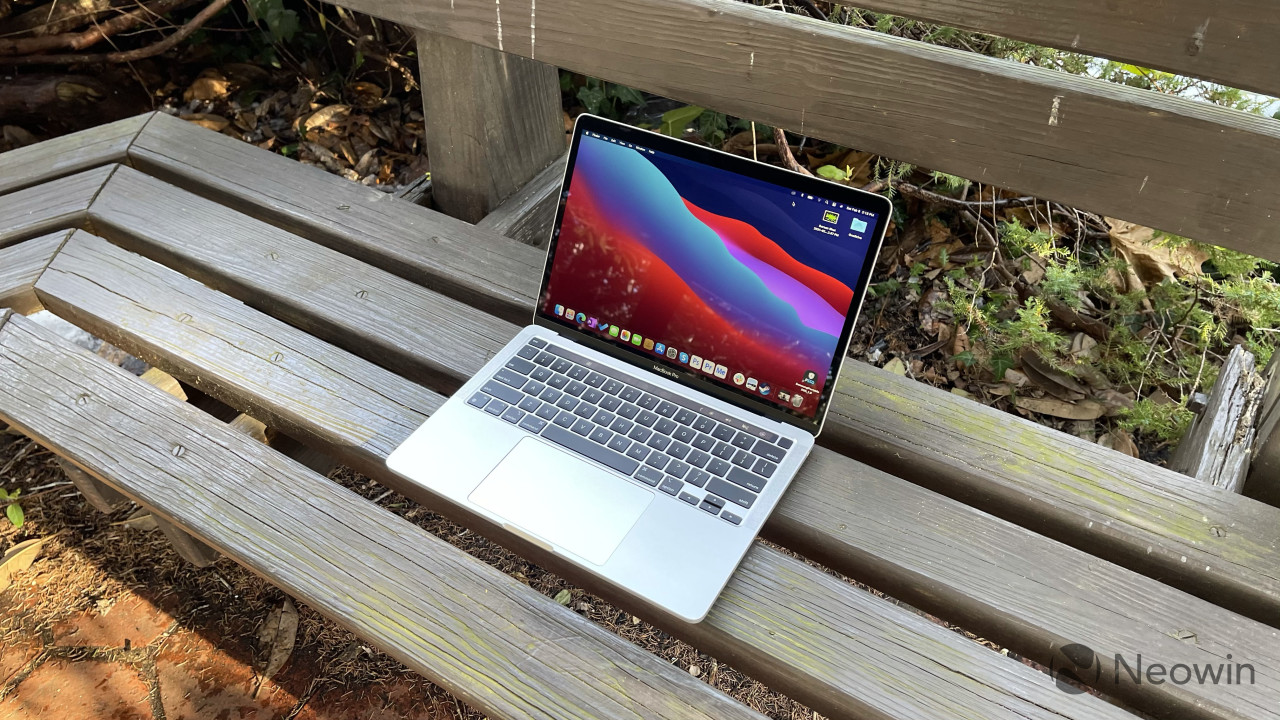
[465, 337, 793, 526]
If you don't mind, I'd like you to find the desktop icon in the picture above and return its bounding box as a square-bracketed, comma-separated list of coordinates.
[678, 352, 689, 363]
[703, 362, 717, 376]
[732, 372, 745, 385]
[666, 347, 678, 359]
[791, 394, 804, 408]
[631, 334, 643, 346]
[714, 365, 728, 379]
[759, 382, 772, 396]
[643, 338, 655, 350]
[564, 307, 575, 319]
[609, 326, 621, 337]
[778, 391, 790, 402]
[851, 217, 869, 233]
[822, 210, 840, 224]
[654, 342, 666, 355]
[576, 312, 586, 323]
[689, 356, 703, 371]
[553, 304, 564, 316]
[802, 370, 818, 385]
[745, 377, 758, 390]
[587, 317, 598, 329]
[598, 322, 610, 333]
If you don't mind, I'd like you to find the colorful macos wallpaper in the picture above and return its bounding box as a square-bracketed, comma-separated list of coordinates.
[541, 131, 879, 419]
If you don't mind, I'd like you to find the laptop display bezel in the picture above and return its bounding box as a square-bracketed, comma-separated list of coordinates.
[533, 114, 891, 436]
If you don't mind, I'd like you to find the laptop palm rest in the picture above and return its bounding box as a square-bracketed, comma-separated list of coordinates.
[469, 438, 653, 566]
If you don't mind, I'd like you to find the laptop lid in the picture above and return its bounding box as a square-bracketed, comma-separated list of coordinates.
[534, 114, 891, 435]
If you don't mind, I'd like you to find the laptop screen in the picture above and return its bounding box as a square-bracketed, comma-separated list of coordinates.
[536, 115, 888, 430]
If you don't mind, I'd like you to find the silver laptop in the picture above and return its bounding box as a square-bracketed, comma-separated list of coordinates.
[388, 114, 890, 622]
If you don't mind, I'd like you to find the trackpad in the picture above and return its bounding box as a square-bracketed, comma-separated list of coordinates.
[469, 438, 653, 566]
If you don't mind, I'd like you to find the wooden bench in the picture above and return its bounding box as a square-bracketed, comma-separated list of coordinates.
[1, 2, 1279, 717]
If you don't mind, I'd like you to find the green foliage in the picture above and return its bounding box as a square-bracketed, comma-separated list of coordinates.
[245, 0, 300, 43]
[698, 110, 729, 146]
[930, 171, 968, 194]
[659, 105, 704, 137]
[1117, 397, 1194, 445]
[574, 78, 646, 120]
[816, 164, 851, 181]
[0, 488, 23, 528]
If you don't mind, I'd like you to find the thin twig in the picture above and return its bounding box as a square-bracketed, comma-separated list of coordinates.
[0, 0, 193, 56]
[772, 126, 811, 176]
[0, 0, 231, 65]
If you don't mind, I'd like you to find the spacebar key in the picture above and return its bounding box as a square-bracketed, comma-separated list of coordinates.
[542, 424, 640, 476]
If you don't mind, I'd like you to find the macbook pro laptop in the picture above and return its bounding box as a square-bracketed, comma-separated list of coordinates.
[387, 114, 890, 622]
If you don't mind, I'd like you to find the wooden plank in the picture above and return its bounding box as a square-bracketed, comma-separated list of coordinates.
[0, 114, 148, 196]
[838, 0, 1280, 97]
[58, 459, 130, 513]
[324, 0, 1280, 258]
[0, 230, 71, 315]
[0, 312, 766, 720]
[37, 232, 1280, 720]
[476, 153, 567, 248]
[1246, 354, 1280, 506]
[416, 30, 565, 222]
[1171, 345, 1264, 491]
[86, 167, 511, 390]
[126, 112, 539, 324]
[0, 165, 114, 249]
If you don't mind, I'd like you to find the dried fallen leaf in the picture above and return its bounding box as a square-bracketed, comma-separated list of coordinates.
[1099, 429, 1140, 457]
[553, 589, 572, 605]
[184, 76, 231, 103]
[255, 597, 299, 692]
[883, 357, 908, 377]
[1021, 352, 1089, 400]
[1106, 218, 1207, 286]
[302, 104, 350, 134]
[182, 113, 230, 132]
[0, 537, 48, 593]
[1014, 396, 1107, 420]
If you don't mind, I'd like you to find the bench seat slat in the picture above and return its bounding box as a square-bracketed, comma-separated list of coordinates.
[0, 230, 70, 315]
[39, 231, 1280, 720]
[0, 165, 115, 249]
[0, 309, 766, 720]
[0, 115, 146, 196]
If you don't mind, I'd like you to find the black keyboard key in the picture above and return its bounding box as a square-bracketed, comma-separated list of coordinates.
[542, 423, 640, 476]
[637, 394, 660, 410]
[551, 359, 572, 373]
[518, 415, 547, 433]
[529, 337, 547, 348]
[673, 426, 696, 444]
[655, 418, 678, 435]
[505, 357, 536, 375]
[655, 401, 678, 418]
[667, 460, 690, 479]
[585, 372, 606, 388]
[727, 466, 766, 493]
[668, 442, 690, 460]
[607, 435, 631, 453]
[708, 459, 731, 477]
[753, 457, 776, 478]
[547, 374, 569, 389]
[467, 392, 490, 408]
[481, 380, 523, 405]
[603, 379, 625, 395]
[628, 426, 652, 443]
[646, 434, 671, 452]
[692, 416, 716, 433]
[523, 381, 546, 397]
[565, 381, 587, 397]
[687, 450, 710, 468]
[708, 478, 756, 508]
[678, 491, 700, 505]
[518, 396, 541, 413]
[619, 386, 642, 402]
[636, 410, 659, 427]
[732, 449, 754, 468]
[573, 403, 595, 418]
[530, 367, 552, 382]
[582, 388, 605, 404]
[556, 395, 579, 411]
[675, 409, 698, 426]
[516, 345, 539, 360]
[534, 351, 555, 366]
[494, 368, 527, 389]
[720, 510, 743, 526]
[600, 395, 622, 412]
[703, 494, 726, 508]
[484, 399, 507, 416]
[635, 466, 663, 486]
[593, 410, 616, 427]
[712, 442, 736, 460]
[698, 500, 721, 514]
[752, 439, 786, 463]
[610, 417, 634, 435]
[711, 423, 736, 442]
[626, 444, 650, 462]
[778, 437, 794, 450]
[686, 469, 710, 488]
[757, 429, 779, 444]
[567, 365, 589, 381]
[554, 411, 576, 427]
[659, 476, 683, 496]
[571, 418, 593, 436]
[645, 453, 671, 471]
[691, 434, 715, 452]
[617, 403, 640, 419]
[535, 403, 559, 421]
[732, 431, 755, 450]
[540, 387, 563, 404]
[590, 426, 612, 444]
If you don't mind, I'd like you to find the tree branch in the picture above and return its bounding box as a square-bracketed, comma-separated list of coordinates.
[0, 0, 229, 65]
[772, 126, 812, 176]
[0, 0, 193, 56]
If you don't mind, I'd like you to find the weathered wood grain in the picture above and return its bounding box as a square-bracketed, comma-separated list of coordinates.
[37, 232, 1280, 720]
[1246, 354, 1280, 507]
[0, 312, 767, 720]
[58, 459, 129, 513]
[0, 230, 70, 314]
[87, 167, 511, 391]
[325, 0, 1280, 258]
[840, 0, 1280, 97]
[126, 112, 540, 324]
[0, 165, 114, 249]
[1171, 345, 1263, 491]
[0, 114, 148, 195]
[416, 30, 565, 222]
[476, 153, 566, 248]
